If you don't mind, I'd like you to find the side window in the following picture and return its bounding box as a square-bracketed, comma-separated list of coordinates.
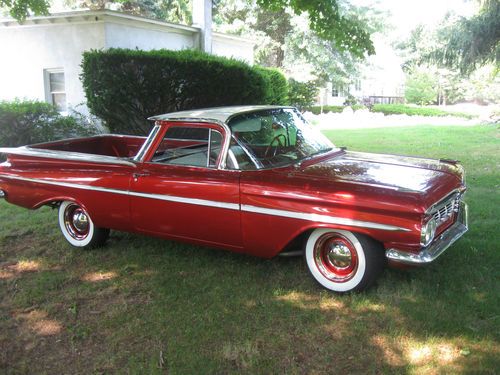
[151, 126, 223, 168]
[226, 139, 257, 170]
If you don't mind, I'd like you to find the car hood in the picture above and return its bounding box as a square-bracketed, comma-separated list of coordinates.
[297, 150, 463, 194]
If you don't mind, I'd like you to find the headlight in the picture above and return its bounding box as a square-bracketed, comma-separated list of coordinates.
[420, 218, 437, 247]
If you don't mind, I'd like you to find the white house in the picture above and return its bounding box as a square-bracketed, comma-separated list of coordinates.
[317, 38, 406, 107]
[0, 9, 254, 113]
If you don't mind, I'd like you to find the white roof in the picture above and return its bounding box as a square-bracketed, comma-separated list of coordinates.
[148, 105, 295, 124]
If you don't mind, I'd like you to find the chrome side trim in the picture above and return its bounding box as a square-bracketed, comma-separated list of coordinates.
[0, 174, 239, 210]
[386, 202, 468, 264]
[1, 174, 410, 232]
[240, 204, 411, 232]
[0, 147, 137, 167]
[129, 190, 239, 210]
[134, 125, 160, 162]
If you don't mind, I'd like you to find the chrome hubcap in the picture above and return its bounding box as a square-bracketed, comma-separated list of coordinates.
[72, 211, 89, 233]
[313, 233, 358, 283]
[64, 204, 90, 240]
[327, 244, 352, 269]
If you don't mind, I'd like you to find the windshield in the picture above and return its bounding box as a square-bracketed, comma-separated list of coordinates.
[227, 108, 335, 169]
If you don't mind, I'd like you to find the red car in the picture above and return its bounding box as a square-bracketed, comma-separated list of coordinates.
[0, 106, 468, 292]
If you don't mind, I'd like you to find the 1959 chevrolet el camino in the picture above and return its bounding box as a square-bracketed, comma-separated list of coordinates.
[0, 106, 468, 292]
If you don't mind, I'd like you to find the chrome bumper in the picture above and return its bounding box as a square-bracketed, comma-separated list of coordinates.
[386, 202, 468, 265]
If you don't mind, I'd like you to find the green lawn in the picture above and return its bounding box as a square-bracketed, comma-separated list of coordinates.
[1, 125, 499, 374]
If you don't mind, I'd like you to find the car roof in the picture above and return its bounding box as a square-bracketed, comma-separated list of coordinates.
[148, 105, 295, 124]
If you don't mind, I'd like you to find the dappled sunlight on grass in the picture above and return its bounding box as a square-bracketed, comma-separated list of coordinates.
[81, 271, 118, 282]
[15, 309, 63, 336]
[0, 259, 42, 279]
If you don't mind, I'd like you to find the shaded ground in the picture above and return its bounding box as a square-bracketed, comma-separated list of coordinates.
[1, 125, 499, 374]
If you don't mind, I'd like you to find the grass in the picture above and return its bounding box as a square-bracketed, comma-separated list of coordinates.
[1, 124, 499, 374]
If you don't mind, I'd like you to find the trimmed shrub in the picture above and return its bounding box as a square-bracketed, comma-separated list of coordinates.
[288, 79, 318, 110]
[255, 67, 289, 105]
[0, 100, 99, 147]
[371, 104, 473, 119]
[82, 49, 281, 135]
[305, 105, 367, 115]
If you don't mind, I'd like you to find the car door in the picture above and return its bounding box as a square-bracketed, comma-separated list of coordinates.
[129, 122, 242, 249]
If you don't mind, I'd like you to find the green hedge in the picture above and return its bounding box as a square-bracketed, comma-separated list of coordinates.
[0, 100, 98, 147]
[371, 104, 473, 119]
[82, 49, 288, 135]
[305, 105, 366, 115]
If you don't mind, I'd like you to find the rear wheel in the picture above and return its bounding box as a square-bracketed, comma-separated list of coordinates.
[58, 201, 109, 249]
[305, 229, 385, 293]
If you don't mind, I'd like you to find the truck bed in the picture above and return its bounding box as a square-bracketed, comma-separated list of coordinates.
[30, 134, 146, 158]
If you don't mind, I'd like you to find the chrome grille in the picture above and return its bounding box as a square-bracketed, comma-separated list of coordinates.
[432, 193, 461, 225]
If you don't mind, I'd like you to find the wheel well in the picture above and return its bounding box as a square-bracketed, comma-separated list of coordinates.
[278, 227, 385, 257]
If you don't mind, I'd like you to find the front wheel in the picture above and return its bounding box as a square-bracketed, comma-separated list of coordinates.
[305, 229, 385, 293]
[58, 201, 109, 249]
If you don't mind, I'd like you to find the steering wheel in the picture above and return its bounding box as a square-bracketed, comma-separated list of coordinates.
[264, 134, 287, 158]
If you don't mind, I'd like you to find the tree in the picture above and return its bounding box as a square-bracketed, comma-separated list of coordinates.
[404, 69, 437, 105]
[0, 0, 49, 21]
[428, 0, 499, 75]
[257, 0, 375, 58]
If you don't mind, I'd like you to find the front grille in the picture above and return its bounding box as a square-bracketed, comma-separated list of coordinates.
[432, 193, 461, 226]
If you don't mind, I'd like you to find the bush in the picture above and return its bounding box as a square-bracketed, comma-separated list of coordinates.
[0, 100, 99, 147]
[371, 104, 473, 119]
[287, 79, 318, 110]
[304, 105, 367, 115]
[255, 67, 288, 105]
[82, 49, 285, 135]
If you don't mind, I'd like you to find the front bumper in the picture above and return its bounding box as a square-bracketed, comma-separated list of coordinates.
[386, 201, 468, 265]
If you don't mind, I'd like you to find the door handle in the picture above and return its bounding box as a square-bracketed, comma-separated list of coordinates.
[133, 172, 150, 181]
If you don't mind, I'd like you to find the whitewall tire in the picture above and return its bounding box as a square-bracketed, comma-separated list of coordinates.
[58, 201, 109, 249]
[305, 229, 385, 293]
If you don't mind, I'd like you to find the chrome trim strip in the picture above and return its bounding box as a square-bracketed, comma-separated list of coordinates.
[0, 174, 239, 210]
[240, 204, 411, 232]
[134, 125, 160, 162]
[130, 190, 239, 210]
[386, 202, 468, 264]
[0, 147, 137, 167]
[1, 174, 410, 232]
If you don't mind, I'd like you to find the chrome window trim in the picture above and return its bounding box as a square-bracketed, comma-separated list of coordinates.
[134, 124, 160, 162]
[0, 147, 137, 167]
[153, 118, 231, 170]
[0, 174, 410, 232]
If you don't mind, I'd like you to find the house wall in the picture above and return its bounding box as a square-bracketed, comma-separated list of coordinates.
[212, 33, 254, 64]
[0, 21, 105, 110]
[104, 21, 195, 50]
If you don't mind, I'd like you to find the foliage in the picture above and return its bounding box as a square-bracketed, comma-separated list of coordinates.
[0, 100, 99, 147]
[428, 0, 500, 75]
[0, 0, 48, 21]
[404, 69, 437, 105]
[66, 0, 192, 24]
[371, 104, 473, 119]
[81, 48, 281, 135]
[287, 78, 318, 109]
[255, 67, 289, 105]
[257, 0, 375, 58]
[305, 104, 366, 115]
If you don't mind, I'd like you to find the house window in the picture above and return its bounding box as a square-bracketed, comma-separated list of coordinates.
[332, 85, 344, 97]
[44, 69, 67, 112]
[354, 79, 362, 91]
